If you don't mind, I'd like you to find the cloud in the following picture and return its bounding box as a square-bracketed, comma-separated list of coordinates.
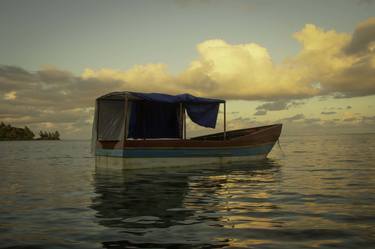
[83, 39, 321, 100]
[256, 100, 289, 111]
[254, 110, 267, 116]
[344, 18, 375, 55]
[255, 100, 304, 112]
[80, 18, 374, 100]
[283, 114, 305, 122]
[317, 18, 375, 98]
[288, 19, 375, 98]
[362, 115, 375, 122]
[1, 18, 375, 138]
[324, 106, 342, 110]
[321, 111, 337, 115]
[343, 117, 358, 122]
[216, 111, 374, 135]
[226, 116, 255, 130]
[4, 91, 17, 100]
[0, 65, 124, 138]
[304, 118, 321, 124]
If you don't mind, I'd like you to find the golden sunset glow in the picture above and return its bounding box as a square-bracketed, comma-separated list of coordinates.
[0, 1, 374, 138]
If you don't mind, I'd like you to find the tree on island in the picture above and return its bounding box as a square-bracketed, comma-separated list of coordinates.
[54, 131, 60, 139]
[0, 122, 35, 140]
[38, 130, 60, 140]
[0, 122, 61, 140]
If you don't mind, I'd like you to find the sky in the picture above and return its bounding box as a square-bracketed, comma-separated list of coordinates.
[0, 0, 374, 139]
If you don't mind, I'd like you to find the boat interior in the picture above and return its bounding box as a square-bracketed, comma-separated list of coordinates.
[191, 124, 281, 141]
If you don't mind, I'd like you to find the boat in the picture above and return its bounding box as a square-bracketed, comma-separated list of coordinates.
[92, 91, 282, 169]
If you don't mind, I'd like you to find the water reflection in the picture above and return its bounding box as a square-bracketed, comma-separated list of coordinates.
[92, 159, 281, 248]
[92, 166, 193, 229]
[1, 135, 374, 248]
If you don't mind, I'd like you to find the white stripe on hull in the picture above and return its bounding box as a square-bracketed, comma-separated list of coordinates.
[95, 154, 268, 170]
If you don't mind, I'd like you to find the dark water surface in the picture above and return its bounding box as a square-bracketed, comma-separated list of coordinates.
[0, 134, 374, 248]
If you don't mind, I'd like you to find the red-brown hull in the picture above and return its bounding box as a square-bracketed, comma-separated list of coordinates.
[96, 124, 282, 151]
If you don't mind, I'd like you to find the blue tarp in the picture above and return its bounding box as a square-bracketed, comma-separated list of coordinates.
[127, 92, 223, 139]
[131, 92, 224, 104]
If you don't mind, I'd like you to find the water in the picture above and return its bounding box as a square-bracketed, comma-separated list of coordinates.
[0, 134, 374, 248]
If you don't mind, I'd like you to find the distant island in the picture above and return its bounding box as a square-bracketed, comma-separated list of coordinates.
[0, 122, 60, 141]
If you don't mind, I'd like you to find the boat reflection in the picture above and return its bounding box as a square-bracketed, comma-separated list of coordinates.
[91, 159, 281, 248]
[92, 163, 194, 230]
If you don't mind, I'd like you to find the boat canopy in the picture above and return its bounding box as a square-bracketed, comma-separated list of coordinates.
[92, 92, 224, 142]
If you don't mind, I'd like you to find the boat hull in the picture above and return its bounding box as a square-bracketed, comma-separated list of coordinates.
[95, 124, 282, 169]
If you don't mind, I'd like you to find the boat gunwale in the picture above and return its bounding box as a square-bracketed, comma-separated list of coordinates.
[190, 123, 282, 140]
[96, 124, 282, 150]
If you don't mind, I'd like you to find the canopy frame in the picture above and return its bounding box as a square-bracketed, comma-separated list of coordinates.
[96, 91, 226, 141]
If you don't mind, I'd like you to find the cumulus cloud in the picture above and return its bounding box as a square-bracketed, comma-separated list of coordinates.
[82, 39, 321, 100]
[344, 17, 375, 55]
[78, 18, 375, 100]
[1, 18, 375, 137]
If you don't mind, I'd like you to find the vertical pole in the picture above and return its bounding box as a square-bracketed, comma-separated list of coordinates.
[179, 103, 183, 139]
[123, 95, 129, 142]
[96, 100, 100, 141]
[183, 105, 186, 140]
[223, 102, 227, 140]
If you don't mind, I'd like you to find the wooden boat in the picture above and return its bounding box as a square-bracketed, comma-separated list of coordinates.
[92, 92, 282, 169]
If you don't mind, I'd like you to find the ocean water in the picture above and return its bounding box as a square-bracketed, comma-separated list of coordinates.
[0, 134, 374, 249]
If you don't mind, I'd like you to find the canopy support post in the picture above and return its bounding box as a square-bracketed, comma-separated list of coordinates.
[223, 102, 227, 140]
[179, 103, 183, 139]
[96, 100, 100, 141]
[123, 95, 129, 143]
[183, 105, 186, 140]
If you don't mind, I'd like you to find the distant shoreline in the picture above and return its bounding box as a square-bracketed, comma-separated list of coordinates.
[0, 122, 61, 141]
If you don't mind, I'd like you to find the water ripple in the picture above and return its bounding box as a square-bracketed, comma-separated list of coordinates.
[1, 135, 375, 248]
